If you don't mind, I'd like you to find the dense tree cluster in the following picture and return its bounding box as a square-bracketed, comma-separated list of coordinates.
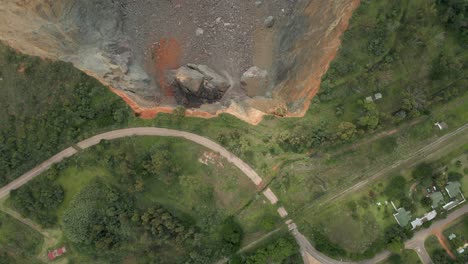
[132, 206, 196, 246]
[102, 142, 181, 192]
[60, 177, 239, 263]
[10, 177, 64, 227]
[218, 130, 252, 157]
[275, 121, 330, 153]
[311, 228, 347, 258]
[0, 45, 131, 186]
[220, 217, 244, 252]
[0, 212, 43, 264]
[63, 180, 132, 250]
[436, 0, 468, 42]
[239, 238, 297, 264]
[383, 224, 413, 252]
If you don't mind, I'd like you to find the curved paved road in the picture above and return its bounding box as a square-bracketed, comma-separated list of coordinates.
[0, 127, 264, 199]
[1, 127, 466, 264]
[0, 127, 320, 264]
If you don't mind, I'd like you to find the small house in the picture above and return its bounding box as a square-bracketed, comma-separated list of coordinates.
[393, 207, 411, 227]
[374, 93, 383, 100]
[410, 210, 437, 230]
[445, 181, 463, 199]
[430, 191, 445, 208]
[449, 233, 457, 240]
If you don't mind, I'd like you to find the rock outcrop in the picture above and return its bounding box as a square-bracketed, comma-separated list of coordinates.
[0, 0, 360, 124]
[172, 64, 230, 105]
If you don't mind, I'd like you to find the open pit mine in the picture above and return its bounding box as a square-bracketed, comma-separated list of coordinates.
[0, 0, 359, 124]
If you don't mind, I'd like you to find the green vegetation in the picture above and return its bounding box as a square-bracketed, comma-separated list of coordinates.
[6, 137, 282, 263]
[302, 143, 467, 260]
[0, 211, 43, 264]
[424, 235, 458, 264]
[10, 176, 64, 227]
[381, 250, 421, 264]
[0, 45, 132, 186]
[442, 216, 468, 263]
[435, 0, 468, 43]
[0, 0, 467, 262]
[232, 235, 300, 264]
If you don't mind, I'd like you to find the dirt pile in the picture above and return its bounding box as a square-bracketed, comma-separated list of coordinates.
[0, 0, 360, 124]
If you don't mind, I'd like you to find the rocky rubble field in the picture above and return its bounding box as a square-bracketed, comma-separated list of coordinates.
[0, 0, 359, 123]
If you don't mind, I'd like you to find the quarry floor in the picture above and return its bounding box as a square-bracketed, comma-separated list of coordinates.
[121, 0, 296, 104]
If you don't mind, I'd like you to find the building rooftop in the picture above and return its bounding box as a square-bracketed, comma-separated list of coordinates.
[446, 181, 462, 198]
[48, 246, 66, 260]
[410, 210, 437, 230]
[430, 191, 445, 208]
[393, 207, 411, 227]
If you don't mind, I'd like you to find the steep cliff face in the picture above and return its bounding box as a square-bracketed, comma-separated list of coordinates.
[0, 0, 359, 124]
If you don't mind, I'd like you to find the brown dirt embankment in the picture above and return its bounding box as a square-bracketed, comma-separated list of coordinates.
[277, 0, 361, 119]
[110, 86, 266, 124]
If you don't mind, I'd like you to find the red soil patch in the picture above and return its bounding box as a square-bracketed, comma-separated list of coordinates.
[433, 230, 456, 259]
[152, 38, 182, 97]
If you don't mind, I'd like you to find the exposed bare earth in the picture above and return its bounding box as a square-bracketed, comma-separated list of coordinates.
[0, 0, 360, 124]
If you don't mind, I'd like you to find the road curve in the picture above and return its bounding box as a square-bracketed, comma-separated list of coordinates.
[405, 204, 468, 264]
[2, 127, 466, 264]
[0, 127, 324, 263]
[0, 127, 264, 199]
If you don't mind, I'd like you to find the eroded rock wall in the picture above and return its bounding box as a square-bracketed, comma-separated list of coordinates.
[0, 0, 360, 124]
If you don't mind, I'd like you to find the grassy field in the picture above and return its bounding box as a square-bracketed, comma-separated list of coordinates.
[443, 216, 468, 259]
[425, 235, 444, 256]
[379, 250, 421, 264]
[0, 211, 43, 263]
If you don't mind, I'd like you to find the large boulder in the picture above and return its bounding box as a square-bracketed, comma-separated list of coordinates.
[174, 66, 204, 94]
[172, 64, 230, 102]
[241, 66, 269, 97]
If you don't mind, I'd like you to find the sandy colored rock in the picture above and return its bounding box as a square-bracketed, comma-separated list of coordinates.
[174, 66, 204, 94]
